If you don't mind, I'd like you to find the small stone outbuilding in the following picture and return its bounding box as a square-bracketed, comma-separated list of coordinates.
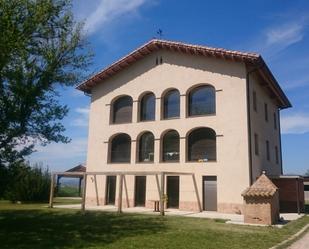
[242, 172, 279, 225]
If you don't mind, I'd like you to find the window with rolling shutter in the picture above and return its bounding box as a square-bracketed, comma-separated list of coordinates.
[163, 89, 180, 119]
[188, 128, 216, 162]
[140, 93, 156, 121]
[138, 132, 155, 162]
[110, 133, 131, 163]
[188, 85, 215, 116]
[162, 130, 180, 162]
[112, 96, 133, 124]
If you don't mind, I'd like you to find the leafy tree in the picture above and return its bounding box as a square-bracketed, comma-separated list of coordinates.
[305, 169, 309, 177]
[5, 162, 51, 202]
[0, 0, 92, 165]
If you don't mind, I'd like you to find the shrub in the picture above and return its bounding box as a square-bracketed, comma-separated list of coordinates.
[5, 162, 51, 202]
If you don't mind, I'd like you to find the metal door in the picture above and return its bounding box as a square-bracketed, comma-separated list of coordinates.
[134, 176, 146, 206]
[203, 176, 217, 211]
[167, 176, 179, 208]
[106, 176, 116, 205]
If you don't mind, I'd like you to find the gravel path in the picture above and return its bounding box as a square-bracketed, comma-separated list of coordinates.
[287, 231, 309, 249]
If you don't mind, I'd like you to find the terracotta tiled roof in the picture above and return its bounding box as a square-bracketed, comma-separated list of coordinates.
[66, 164, 86, 173]
[242, 172, 278, 197]
[76, 39, 291, 109]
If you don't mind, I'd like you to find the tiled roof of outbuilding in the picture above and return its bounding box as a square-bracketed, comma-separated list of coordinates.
[242, 172, 278, 197]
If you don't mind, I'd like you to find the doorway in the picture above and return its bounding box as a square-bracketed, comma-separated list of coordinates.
[202, 176, 217, 211]
[167, 176, 179, 208]
[105, 176, 117, 205]
[134, 176, 146, 207]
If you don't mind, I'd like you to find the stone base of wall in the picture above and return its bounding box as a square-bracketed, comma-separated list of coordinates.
[179, 201, 201, 212]
[86, 197, 243, 214]
[217, 203, 243, 214]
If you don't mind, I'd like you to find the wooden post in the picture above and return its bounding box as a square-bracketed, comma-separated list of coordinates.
[94, 175, 99, 206]
[123, 176, 130, 208]
[78, 177, 82, 197]
[117, 174, 124, 214]
[56, 176, 60, 194]
[160, 172, 165, 216]
[192, 174, 202, 212]
[49, 174, 56, 208]
[81, 173, 87, 212]
[155, 174, 160, 199]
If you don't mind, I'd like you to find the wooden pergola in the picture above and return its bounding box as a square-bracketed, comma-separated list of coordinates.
[56, 164, 86, 197]
[49, 171, 202, 216]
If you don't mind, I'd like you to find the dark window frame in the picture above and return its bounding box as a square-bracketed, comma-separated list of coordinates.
[254, 133, 259, 155]
[162, 130, 180, 162]
[162, 89, 180, 120]
[275, 146, 279, 164]
[138, 132, 155, 163]
[111, 95, 133, 124]
[139, 92, 156, 122]
[188, 85, 216, 117]
[264, 103, 268, 122]
[187, 128, 217, 162]
[110, 134, 131, 163]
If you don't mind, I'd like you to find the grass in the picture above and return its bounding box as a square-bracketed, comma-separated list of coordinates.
[0, 201, 308, 249]
[57, 185, 81, 197]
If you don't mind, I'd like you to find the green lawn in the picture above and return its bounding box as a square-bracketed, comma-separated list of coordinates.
[0, 201, 308, 249]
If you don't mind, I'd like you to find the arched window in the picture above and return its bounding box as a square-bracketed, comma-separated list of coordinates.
[138, 132, 154, 162]
[112, 96, 133, 124]
[187, 128, 216, 162]
[188, 85, 215, 116]
[140, 93, 155, 121]
[163, 89, 180, 119]
[110, 134, 131, 163]
[162, 130, 180, 162]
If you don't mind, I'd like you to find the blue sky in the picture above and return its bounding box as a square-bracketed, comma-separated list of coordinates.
[29, 0, 309, 175]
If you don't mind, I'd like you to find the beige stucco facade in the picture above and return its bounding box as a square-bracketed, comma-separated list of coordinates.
[82, 46, 285, 214]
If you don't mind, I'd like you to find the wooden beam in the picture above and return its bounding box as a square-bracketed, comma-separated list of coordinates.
[192, 174, 202, 212]
[52, 171, 194, 177]
[160, 172, 165, 216]
[117, 174, 124, 213]
[123, 176, 130, 208]
[94, 175, 99, 206]
[49, 174, 56, 208]
[155, 174, 160, 200]
[81, 173, 87, 212]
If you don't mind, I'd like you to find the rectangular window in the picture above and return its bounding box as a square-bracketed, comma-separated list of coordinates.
[253, 91, 257, 112]
[254, 133, 259, 155]
[264, 103, 268, 122]
[266, 140, 270, 161]
[274, 112, 277, 130]
[275, 146, 279, 164]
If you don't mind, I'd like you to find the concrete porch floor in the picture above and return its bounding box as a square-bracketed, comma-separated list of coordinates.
[52, 204, 303, 225]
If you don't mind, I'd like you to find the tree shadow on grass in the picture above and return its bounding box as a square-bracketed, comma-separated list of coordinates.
[0, 209, 166, 249]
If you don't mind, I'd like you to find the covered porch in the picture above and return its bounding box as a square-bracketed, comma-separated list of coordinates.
[49, 171, 202, 216]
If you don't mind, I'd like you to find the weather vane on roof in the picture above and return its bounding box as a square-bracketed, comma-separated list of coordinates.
[156, 29, 163, 39]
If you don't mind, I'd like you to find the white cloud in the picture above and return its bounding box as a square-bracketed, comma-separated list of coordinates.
[283, 75, 309, 90]
[281, 113, 309, 134]
[265, 23, 304, 47]
[71, 106, 90, 127]
[75, 0, 148, 35]
[28, 137, 88, 171]
[240, 18, 308, 58]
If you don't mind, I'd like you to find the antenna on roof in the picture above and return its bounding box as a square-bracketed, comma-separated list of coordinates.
[156, 29, 163, 39]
